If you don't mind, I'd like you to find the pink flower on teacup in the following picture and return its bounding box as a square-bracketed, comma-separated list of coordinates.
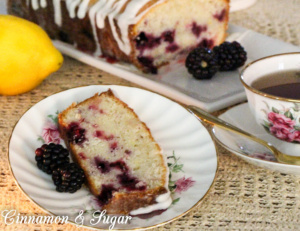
[288, 130, 300, 143]
[265, 111, 300, 142]
[267, 112, 295, 130]
[174, 176, 195, 194]
[269, 125, 293, 142]
[42, 121, 61, 144]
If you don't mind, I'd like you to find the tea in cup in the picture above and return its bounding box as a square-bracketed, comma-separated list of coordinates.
[240, 52, 300, 164]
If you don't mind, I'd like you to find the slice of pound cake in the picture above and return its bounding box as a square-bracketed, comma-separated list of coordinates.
[58, 89, 172, 215]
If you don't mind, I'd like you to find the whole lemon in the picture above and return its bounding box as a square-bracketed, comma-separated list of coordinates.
[0, 15, 63, 95]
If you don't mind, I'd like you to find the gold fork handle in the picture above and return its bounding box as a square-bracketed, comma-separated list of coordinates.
[186, 105, 279, 158]
[187, 105, 254, 137]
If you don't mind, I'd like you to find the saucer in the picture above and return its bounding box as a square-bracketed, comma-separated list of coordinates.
[213, 102, 300, 175]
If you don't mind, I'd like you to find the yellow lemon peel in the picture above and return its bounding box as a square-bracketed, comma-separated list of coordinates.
[0, 15, 63, 95]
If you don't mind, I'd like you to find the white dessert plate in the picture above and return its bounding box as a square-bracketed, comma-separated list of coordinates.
[213, 102, 300, 175]
[53, 24, 300, 112]
[8, 85, 218, 230]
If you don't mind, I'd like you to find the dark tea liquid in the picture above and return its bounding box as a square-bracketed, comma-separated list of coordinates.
[251, 70, 300, 99]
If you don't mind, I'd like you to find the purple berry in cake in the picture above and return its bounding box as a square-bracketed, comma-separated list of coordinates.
[191, 22, 207, 38]
[66, 122, 86, 144]
[162, 30, 175, 43]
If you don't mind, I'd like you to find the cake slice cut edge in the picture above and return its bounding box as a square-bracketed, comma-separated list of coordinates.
[58, 89, 172, 215]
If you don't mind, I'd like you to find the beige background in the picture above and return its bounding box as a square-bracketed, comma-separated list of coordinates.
[1, 0, 300, 230]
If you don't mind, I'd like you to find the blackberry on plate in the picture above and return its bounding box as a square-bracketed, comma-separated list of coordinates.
[35, 143, 70, 174]
[52, 163, 85, 193]
[213, 41, 247, 71]
[185, 47, 219, 80]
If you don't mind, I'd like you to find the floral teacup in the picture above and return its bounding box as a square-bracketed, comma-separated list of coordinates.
[240, 52, 300, 164]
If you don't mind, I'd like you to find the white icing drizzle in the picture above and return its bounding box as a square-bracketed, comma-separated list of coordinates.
[107, 0, 128, 52]
[30, 0, 167, 55]
[88, 0, 116, 56]
[88, 1, 104, 56]
[95, 0, 116, 29]
[28, 0, 47, 10]
[93, 0, 116, 56]
[30, 0, 39, 10]
[113, 0, 166, 55]
[129, 191, 172, 216]
[53, 0, 62, 26]
[66, 0, 81, 18]
[40, 0, 47, 8]
[77, 0, 91, 19]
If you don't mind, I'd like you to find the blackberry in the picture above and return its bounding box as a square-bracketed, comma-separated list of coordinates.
[185, 47, 219, 80]
[35, 143, 70, 174]
[213, 41, 247, 71]
[52, 163, 85, 193]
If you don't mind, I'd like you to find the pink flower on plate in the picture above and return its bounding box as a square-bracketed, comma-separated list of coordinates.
[174, 176, 195, 194]
[268, 112, 295, 130]
[251, 152, 277, 162]
[42, 121, 61, 144]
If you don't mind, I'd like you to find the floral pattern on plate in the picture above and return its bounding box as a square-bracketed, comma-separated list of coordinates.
[237, 142, 277, 162]
[167, 152, 195, 204]
[38, 111, 61, 144]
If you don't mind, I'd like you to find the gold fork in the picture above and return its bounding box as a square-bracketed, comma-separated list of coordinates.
[187, 105, 300, 165]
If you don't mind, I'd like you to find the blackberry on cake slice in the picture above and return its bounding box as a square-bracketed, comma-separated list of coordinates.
[58, 89, 171, 215]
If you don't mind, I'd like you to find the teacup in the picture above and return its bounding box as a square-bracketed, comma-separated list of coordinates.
[240, 52, 300, 164]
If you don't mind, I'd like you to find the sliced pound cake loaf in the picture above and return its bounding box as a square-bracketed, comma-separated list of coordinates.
[8, 0, 229, 73]
[58, 89, 171, 215]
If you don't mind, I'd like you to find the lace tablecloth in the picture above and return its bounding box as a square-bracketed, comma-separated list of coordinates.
[1, 0, 300, 230]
